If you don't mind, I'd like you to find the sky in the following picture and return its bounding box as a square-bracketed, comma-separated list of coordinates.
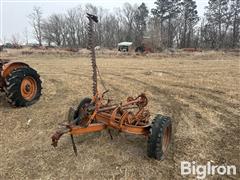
[0, 0, 209, 43]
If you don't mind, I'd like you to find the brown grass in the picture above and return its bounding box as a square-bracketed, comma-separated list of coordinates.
[0, 51, 239, 179]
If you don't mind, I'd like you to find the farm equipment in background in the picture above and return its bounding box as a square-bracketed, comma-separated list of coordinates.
[135, 37, 154, 54]
[51, 13, 172, 160]
[0, 59, 42, 107]
[135, 44, 154, 54]
[182, 48, 202, 52]
[118, 42, 133, 52]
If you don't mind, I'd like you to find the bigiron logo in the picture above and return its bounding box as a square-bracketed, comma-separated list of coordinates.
[180, 161, 237, 179]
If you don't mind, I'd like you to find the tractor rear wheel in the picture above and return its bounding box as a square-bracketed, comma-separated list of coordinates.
[147, 114, 172, 160]
[4, 66, 42, 107]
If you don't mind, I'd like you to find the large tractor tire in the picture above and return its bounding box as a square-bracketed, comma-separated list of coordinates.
[4, 66, 42, 107]
[147, 114, 172, 160]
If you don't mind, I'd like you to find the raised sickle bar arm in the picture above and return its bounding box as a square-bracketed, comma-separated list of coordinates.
[87, 13, 98, 96]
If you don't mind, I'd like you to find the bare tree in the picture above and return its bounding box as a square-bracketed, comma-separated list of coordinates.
[28, 6, 43, 46]
[134, 3, 149, 45]
[122, 3, 138, 42]
[42, 19, 54, 46]
[75, 6, 86, 47]
[102, 13, 120, 47]
[230, 0, 240, 48]
[205, 0, 231, 49]
[23, 27, 29, 45]
[50, 15, 62, 46]
[147, 16, 162, 50]
[152, 0, 181, 48]
[179, 0, 199, 48]
[30, 2, 239, 50]
[11, 34, 21, 45]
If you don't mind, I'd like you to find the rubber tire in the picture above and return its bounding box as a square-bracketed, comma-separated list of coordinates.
[74, 97, 92, 125]
[4, 66, 42, 107]
[147, 114, 172, 160]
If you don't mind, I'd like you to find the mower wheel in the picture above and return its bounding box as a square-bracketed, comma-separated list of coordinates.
[147, 114, 172, 160]
[74, 97, 92, 125]
[4, 66, 42, 107]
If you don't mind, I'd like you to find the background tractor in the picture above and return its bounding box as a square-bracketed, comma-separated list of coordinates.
[0, 59, 42, 107]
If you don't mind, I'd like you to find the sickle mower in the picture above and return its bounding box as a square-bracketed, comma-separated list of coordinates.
[51, 13, 172, 160]
[0, 59, 42, 107]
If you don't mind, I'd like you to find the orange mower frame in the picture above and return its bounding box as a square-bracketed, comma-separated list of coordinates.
[52, 92, 151, 142]
[51, 90, 172, 160]
[51, 13, 172, 160]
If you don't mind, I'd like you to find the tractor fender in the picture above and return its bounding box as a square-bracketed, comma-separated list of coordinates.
[1, 61, 29, 79]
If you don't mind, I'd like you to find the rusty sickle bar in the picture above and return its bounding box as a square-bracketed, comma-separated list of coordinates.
[87, 13, 98, 96]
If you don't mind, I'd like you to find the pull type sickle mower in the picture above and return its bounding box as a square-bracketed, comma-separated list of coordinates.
[0, 59, 42, 107]
[51, 14, 172, 160]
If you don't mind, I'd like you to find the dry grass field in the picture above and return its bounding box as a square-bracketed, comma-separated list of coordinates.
[0, 51, 239, 179]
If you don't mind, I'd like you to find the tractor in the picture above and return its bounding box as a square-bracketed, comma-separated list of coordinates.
[0, 59, 42, 107]
[51, 14, 172, 160]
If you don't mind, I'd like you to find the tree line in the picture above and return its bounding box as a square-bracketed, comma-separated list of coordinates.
[28, 0, 239, 50]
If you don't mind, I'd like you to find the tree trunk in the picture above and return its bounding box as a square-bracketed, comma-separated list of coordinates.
[232, 13, 237, 48]
[168, 18, 172, 48]
[182, 16, 187, 48]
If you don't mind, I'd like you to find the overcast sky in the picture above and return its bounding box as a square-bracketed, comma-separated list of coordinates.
[0, 0, 208, 43]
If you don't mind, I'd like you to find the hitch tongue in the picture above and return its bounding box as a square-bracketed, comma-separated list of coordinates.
[51, 131, 64, 147]
[51, 107, 77, 148]
[51, 128, 70, 147]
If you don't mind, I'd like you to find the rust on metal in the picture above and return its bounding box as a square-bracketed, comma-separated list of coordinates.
[0, 59, 42, 107]
[70, 123, 107, 135]
[87, 13, 98, 96]
[0, 59, 29, 90]
[20, 76, 37, 101]
[1, 61, 29, 78]
[50, 13, 167, 158]
[51, 91, 151, 147]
